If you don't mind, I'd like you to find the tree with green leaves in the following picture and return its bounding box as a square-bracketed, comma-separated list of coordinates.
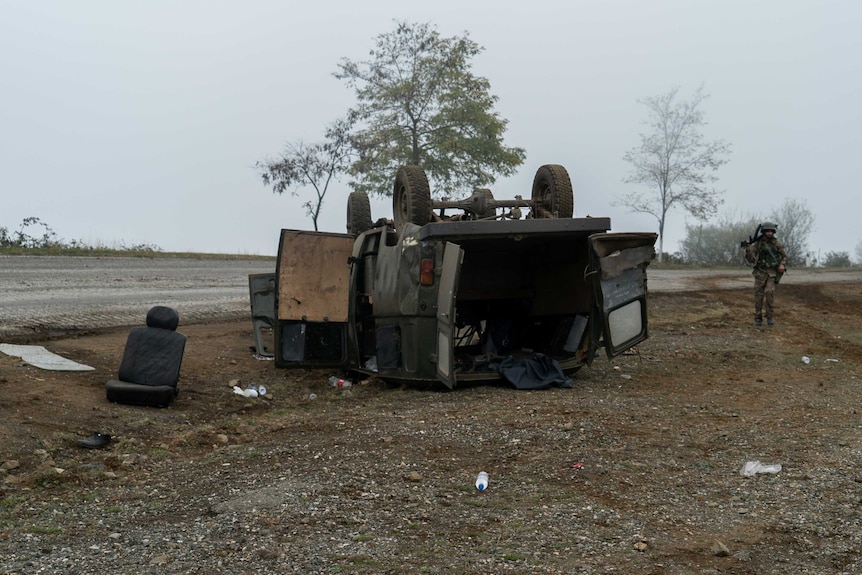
[335, 21, 525, 198]
[257, 119, 352, 231]
[616, 85, 731, 261]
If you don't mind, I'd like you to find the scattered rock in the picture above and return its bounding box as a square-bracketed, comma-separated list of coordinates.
[258, 548, 279, 560]
[711, 540, 731, 557]
[149, 554, 171, 565]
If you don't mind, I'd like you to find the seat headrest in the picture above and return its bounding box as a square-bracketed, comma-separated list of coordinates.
[146, 306, 180, 331]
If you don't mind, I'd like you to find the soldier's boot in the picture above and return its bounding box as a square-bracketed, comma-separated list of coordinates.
[754, 316, 763, 327]
[767, 317, 774, 327]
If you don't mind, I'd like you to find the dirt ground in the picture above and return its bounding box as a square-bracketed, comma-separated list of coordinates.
[2, 278, 862, 573]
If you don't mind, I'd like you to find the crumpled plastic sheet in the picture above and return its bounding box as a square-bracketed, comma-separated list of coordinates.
[740, 460, 782, 477]
[0, 343, 95, 371]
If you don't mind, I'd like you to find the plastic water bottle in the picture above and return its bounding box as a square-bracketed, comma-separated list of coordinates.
[475, 471, 489, 491]
[258, 385, 267, 396]
[328, 376, 352, 388]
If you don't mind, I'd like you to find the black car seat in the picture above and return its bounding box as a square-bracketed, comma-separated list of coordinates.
[105, 306, 186, 407]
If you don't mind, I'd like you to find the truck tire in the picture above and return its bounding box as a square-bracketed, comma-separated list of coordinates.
[531, 164, 574, 218]
[393, 166, 432, 230]
[347, 191, 373, 235]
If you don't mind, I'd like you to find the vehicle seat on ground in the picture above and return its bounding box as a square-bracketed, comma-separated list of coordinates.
[105, 306, 186, 407]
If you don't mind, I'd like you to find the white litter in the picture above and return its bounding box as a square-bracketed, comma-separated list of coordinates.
[233, 385, 259, 398]
[740, 460, 782, 477]
[0, 343, 95, 372]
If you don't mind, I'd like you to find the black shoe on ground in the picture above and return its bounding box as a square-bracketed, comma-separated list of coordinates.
[76, 432, 112, 449]
[755, 318, 763, 326]
[767, 318, 774, 327]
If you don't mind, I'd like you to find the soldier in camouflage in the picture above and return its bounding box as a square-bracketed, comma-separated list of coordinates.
[743, 222, 787, 326]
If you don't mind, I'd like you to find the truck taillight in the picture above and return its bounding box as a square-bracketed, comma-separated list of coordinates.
[420, 258, 434, 286]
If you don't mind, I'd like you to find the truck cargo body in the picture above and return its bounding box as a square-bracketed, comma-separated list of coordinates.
[274, 218, 656, 389]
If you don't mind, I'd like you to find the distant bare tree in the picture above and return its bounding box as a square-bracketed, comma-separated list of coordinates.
[822, 251, 851, 267]
[257, 119, 352, 231]
[679, 212, 759, 266]
[768, 198, 815, 266]
[616, 85, 731, 261]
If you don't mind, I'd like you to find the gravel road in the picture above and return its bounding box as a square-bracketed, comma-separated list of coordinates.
[2, 255, 860, 339]
[0, 255, 275, 338]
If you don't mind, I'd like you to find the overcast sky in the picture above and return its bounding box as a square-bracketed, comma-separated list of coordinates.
[2, 0, 859, 260]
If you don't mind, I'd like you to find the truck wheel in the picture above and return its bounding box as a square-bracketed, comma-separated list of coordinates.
[531, 164, 574, 218]
[393, 166, 432, 230]
[347, 191, 373, 235]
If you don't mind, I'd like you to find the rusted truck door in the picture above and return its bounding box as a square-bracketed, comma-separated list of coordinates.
[435, 242, 464, 389]
[274, 230, 355, 369]
[587, 232, 658, 359]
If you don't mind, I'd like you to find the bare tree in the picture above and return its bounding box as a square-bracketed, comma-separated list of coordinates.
[679, 211, 759, 266]
[822, 251, 852, 267]
[769, 197, 815, 266]
[256, 119, 352, 231]
[616, 85, 731, 261]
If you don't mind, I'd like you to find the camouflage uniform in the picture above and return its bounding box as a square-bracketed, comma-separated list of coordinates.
[744, 233, 787, 326]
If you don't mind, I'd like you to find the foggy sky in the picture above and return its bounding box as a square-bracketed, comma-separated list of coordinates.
[2, 0, 859, 260]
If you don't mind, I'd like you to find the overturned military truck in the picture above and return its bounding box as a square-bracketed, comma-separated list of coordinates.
[274, 164, 657, 389]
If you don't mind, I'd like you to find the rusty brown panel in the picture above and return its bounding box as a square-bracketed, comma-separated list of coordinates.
[598, 245, 656, 280]
[277, 231, 353, 322]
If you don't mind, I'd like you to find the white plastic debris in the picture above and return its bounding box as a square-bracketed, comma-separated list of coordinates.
[475, 471, 489, 491]
[233, 385, 259, 398]
[0, 343, 95, 371]
[740, 460, 782, 477]
[364, 356, 379, 372]
[801, 356, 811, 364]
